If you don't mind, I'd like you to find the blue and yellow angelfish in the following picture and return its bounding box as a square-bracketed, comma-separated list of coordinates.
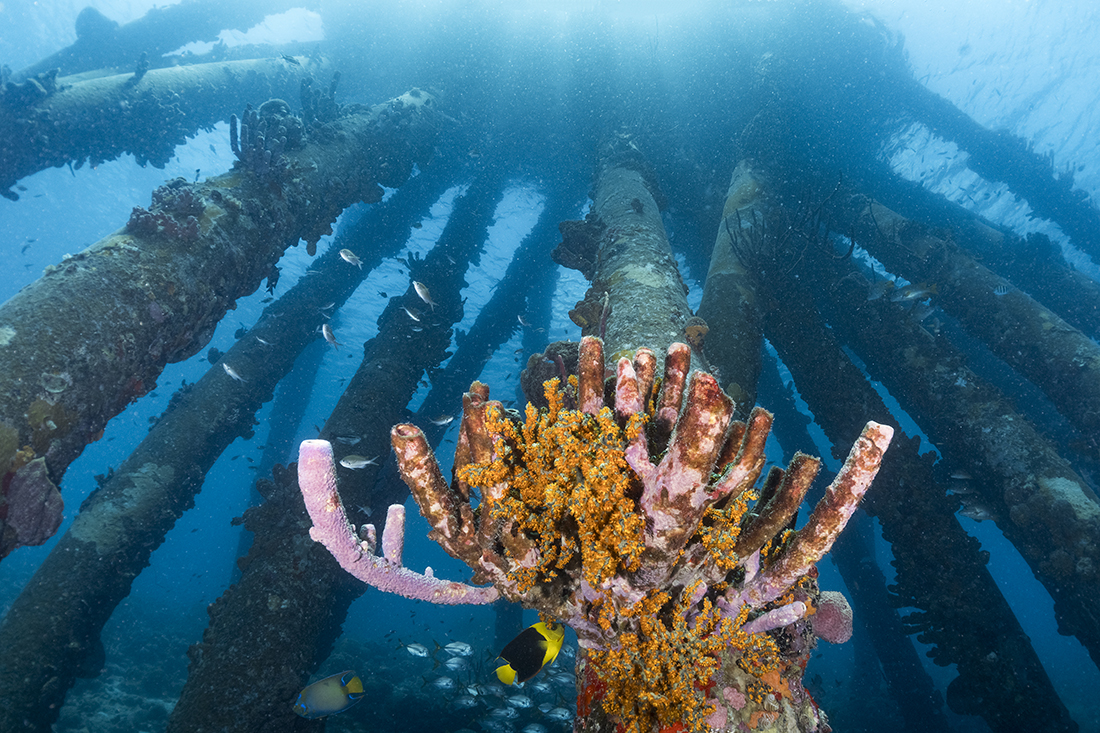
[495, 621, 565, 686]
[292, 670, 364, 719]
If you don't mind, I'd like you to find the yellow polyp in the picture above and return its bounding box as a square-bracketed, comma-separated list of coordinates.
[728, 605, 782, 677]
[759, 528, 795, 568]
[457, 378, 647, 593]
[590, 582, 737, 733]
[625, 412, 647, 442]
[746, 680, 771, 705]
[697, 486, 757, 571]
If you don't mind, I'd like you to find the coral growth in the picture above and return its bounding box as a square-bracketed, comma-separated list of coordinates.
[126, 178, 205, 242]
[298, 336, 892, 732]
[229, 99, 304, 179]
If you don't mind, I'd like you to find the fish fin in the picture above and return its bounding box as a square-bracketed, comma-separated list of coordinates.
[496, 663, 518, 686]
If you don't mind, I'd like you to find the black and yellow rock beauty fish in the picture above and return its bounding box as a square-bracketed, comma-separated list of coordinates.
[495, 621, 565, 685]
[292, 670, 364, 719]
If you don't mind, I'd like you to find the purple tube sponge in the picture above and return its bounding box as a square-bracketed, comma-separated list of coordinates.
[296, 439, 499, 605]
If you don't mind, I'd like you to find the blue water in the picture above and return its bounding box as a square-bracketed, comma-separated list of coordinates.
[3, 1, 1100, 731]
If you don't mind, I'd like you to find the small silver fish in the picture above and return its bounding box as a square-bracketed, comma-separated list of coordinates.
[452, 695, 478, 709]
[255, 336, 272, 345]
[866, 280, 895, 301]
[340, 455, 379, 470]
[959, 503, 994, 521]
[488, 706, 519, 719]
[322, 323, 341, 349]
[430, 415, 455, 426]
[404, 642, 431, 657]
[425, 676, 456, 691]
[890, 283, 936, 303]
[444, 656, 469, 671]
[505, 694, 532, 708]
[522, 725, 548, 733]
[483, 683, 508, 698]
[222, 363, 245, 381]
[518, 314, 532, 327]
[335, 435, 362, 445]
[548, 671, 575, 686]
[478, 718, 514, 733]
[949, 470, 972, 481]
[544, 707, 572, 721]
[993, 284, 1010, 296]
[340, 249, 363, 268]
[413, 281, 437, 310]
[444, 641, 473, 656]
[402, 306, 422, 322]
[910, 302, 935, 323]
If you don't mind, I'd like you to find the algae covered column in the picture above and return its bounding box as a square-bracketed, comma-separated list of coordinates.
[697, 161, 766, 418]
[0, 88, 441, 561]
[554, 133, 707, 372]
[1, 56, 331, 200]
[167, 162, 513, 733]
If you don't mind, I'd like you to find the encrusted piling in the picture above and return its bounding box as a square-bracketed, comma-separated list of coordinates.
[697, 161, 767, 418]
[0, 88, 441, 561]
[825, 263, 1100, 670]
[827, 193, 1100, 448]
[167, 161, 511, 732]
[553, 133, 705, 373]
[760, 220, 1078, 730]
[0, 226, 431, 733]
[1, 56, 330, 200]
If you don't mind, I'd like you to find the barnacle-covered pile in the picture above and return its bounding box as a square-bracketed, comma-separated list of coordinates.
[300, 335, 892, 732]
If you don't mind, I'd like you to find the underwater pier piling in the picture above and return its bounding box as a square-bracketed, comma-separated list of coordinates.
[843, 161, 1100, 342]
[0, 86, 441, 562]
[412, 177, 586, 441]
[167, 460, 365, 733]
[822, 260, 1100, 671]
[0, 200, 440, 733]
[168, 160, 514, 733]
[0, 88, 442, 731]
[554, 133, 706, 374]
[829, 193, 1100, 447]
[750, 211, 1078, 730]
[898, 74, 1100, 263]
[1, 56, 330, 201]
[11, 0, 306, 83]
[696, 161, 767, 420]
